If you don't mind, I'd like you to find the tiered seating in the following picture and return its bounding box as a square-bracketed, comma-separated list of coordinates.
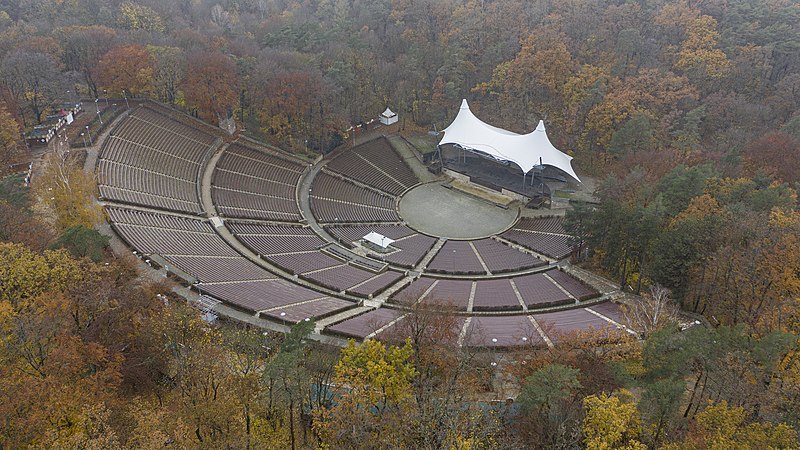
[326, 308, 404, 339]
[426, 240, 486, 274]
[108, 207, 236, 257]
[512, 271, 573, 309]
[547, 269, 600, 301]
[347, 271, 404, 298]
[501, 216, 572, 259]
[391, 277, 437, 305]
[313, 171, 397, 209]
[98, 107, 217, 214]
[198, 279, 335, 313]
[268, 251, 342, 274]
[348, 137, 418, 187]
[261, 298, 355, 323]
[588, 302, 626, 325]
[311, 172, 399, 222]
[212, 142, 305, 221]
[227, 222, 326, 254]
[311, 198, 400, 222]
[325, 137, 417, 196]
[464, 316, 543, 348]
[224, 221, 400, 297]
[534, 308, 617, 342]
[165, 255, 277, 283]
[303, 264, 379, 291]
[472, 279, 522, 311]
[372, 233, 437, 268]
[390, 277, 472, 310]
[471, 238, 546, 273]
[325, 224, 415, 247]
[107, 206, 351, 315]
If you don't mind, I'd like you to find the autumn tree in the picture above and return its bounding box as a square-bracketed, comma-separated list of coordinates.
[313, 339, 416, 449]
[0, 49, 62, 126]
[55, 25, 117, 99]
[0, 100, 23, 168]
[622, 284, 679, 339]
[95, 44, 155, 97]
[516, 364, 584, 448]
[742, 131, 800, 185]
[183, 51, 238, 122]
[674, 15, 730, 86]
[35, 146, 102, 232]
[582, 389, 646, 450]
[147, 45, 185, 105]
[667, 401, 798, 449]
[117, 2, 165, 33]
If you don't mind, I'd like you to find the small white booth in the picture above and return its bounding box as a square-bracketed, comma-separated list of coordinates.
[380, 107, 398, 125]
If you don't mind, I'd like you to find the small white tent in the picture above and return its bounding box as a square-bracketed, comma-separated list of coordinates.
[363, 232, 394, 249]
[439, 99, 580, 182]
[380, 107, 398, 125]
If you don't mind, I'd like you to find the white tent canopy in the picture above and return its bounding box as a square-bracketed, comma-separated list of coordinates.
[439, 99, 580, 182]
[380, 107, 398, 125]
[363, 232, 395, 249]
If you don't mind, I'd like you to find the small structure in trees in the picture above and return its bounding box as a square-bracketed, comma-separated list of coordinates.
[380, 107, 398, 125]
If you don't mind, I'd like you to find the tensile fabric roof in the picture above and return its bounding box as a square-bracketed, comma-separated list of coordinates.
[439, 99, 580, 182]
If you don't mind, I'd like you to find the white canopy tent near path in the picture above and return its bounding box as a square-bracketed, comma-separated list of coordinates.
[380, 107, 398, 125]
[439, 99, 580, 183]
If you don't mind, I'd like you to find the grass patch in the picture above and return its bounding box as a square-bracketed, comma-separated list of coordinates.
[553, 190, 572, 199]
[0, 173, 30, 209]
[402, 134, 439, 154]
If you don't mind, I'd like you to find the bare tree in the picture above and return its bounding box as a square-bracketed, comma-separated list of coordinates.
[622, 284, 679, 338]
[1, 50, 63, 126]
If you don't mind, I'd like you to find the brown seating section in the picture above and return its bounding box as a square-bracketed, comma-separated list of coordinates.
[465, 316, 543, 348]
[471, 238, 546, 273]
[212, 142, 305, 221]
[99, 107, 217, 214]
[326, 308, 403, 339]
[325, 137, 417, 196]
[427, 240, 486, 274]
[472, 279, 522, 311]
[500, 216, 572, 259]
[107, 206, 353, 316]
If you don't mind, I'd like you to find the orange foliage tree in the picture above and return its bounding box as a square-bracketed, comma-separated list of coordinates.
[183, 51, 238, 122]
[94, 44, 155, 96]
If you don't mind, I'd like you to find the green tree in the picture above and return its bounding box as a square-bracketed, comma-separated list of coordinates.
[264, 320, 314, 450]
[48, 225, 109, 263]
[607, 113, 655, 157]
[516, 364, 584, 448]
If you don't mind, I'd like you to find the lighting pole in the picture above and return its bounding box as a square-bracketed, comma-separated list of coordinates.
[122, 89, 129, 109]
[95, 99, 103, 125]
[103, 89, 109, 107]
[80, 132, 87, 148]
[85, 125, 92, 146]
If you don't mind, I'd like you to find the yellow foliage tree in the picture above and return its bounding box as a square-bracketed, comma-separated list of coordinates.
[35, 150, 102, 232]
[117, 2, 165, 33]
[665, 400, 798, 450]
[674, 15, 730, 81]
[583, 389, 646, 450]
[314, 339, 417, 449]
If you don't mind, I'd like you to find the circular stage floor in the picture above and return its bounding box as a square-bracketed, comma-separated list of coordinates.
[398, 182, 518, 239]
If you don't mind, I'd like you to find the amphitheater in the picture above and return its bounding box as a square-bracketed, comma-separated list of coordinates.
[96, 103, 630, 349]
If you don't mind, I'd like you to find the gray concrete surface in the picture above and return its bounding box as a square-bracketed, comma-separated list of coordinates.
[398, 182, 519, 239]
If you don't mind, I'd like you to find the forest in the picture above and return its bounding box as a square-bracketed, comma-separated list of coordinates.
[0, 0, 799, 448]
